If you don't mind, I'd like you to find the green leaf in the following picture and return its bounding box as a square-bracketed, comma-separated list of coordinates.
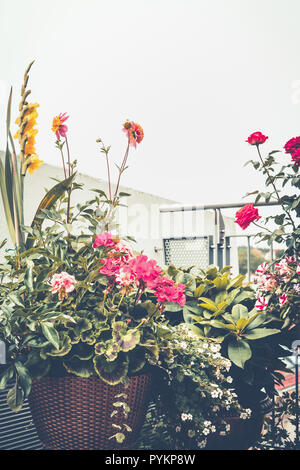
[0, 367, 14, 390]
[243, 328, 280, 340]
[14, 361, 32, 397]
[41, 322, 60, 349]
[26, 173, 77, 249]
[63, 358, 94, 378]
[40, 333, 72, 359]
[0, 153, 16, 244]
[7, 383, 24, 412]
[24, 261, 34, 291]
[210, 320, 236, 330]
[236, 317, 249, 331]
[228, 339, 252, 368]
[93, 354, 129, 385]
[7, 293, 24, 307]
[194, 284, 205, 298]
[231, 304, 249, 321]
[113, 322, 141, 352]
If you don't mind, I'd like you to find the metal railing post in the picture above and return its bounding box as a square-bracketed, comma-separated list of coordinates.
[247, 236, 251, 282]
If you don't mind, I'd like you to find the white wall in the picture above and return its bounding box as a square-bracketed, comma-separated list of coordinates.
[0, 158, 238, 271]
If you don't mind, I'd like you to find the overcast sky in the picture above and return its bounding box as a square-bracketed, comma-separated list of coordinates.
[1, 0, 300, 209]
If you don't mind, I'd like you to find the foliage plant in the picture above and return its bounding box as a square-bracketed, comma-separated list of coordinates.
[137, 323, 250, 450]
[162, 264, 290, 401]
[0, 62, 193, 445]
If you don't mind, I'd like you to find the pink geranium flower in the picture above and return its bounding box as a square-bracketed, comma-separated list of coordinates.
[93, 232, 118, 249]
[125, 255, 162, 287]
[99, 258, 121, 277]
[153, 276, 186, 306]
[49, 272, 77, 299]
[115, 267, 137, 288]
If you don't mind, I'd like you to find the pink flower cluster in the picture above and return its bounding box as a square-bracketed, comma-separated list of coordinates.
[254, 255, 300, 312]
[49, 271, 77, 299]
[93, 232, 119, 249]
[93, 232, 186, 306]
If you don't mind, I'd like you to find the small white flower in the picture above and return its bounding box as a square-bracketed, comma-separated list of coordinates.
[210, 426, 216, 433]
[175, 426, 181, 433]
[197, 439, 207, 448]
[204, 420, 211, 427]
[210, 343, 221, 353]
[202, 342, 209, 349]
[226, 424, 231, 432]
[211, 390, 219, 398]
[226, 376, 233, 383]
[212, 352, 221, 359]
[181, 413, 188, 421]
[203, 428, 210, 435]
[187, 413, 193, 421]
[200, 362, 205, 368]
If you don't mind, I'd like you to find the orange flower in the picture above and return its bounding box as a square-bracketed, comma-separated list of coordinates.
[122, 121, 144, 148]
[26, 155, 44, 175]
[24, 132, 37, 155]
[14, 103, 40, 163]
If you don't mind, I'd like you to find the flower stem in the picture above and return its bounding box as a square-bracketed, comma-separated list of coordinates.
[106, 152, 112, 201]
[252, 221, 272, 233]
[65, 136, 72, 223]
[113, 139, 130, 204]
[59, 146, 67, 180]
[256, 145, 296, 231]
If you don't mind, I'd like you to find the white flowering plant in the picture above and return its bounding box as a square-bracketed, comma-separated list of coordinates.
[137, 324, 250, 450]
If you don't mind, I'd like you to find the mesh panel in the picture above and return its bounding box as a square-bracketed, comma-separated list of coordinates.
[163, 237, 210, 268]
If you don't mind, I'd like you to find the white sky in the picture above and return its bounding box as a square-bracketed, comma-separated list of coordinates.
[1, 0, 300, 208]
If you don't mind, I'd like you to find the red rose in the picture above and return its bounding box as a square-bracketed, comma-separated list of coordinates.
[284, 136, 300, 154]
[234, 204, 261, 230]
[246, 132, 268, 146]
[291, 148, 300, 166]
[284, 137, 300, 166]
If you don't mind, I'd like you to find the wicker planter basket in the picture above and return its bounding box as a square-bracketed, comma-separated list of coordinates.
[28, 374, 152, 450]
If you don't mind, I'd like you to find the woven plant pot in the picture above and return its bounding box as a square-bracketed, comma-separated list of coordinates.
[28, 374, 152, 450]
